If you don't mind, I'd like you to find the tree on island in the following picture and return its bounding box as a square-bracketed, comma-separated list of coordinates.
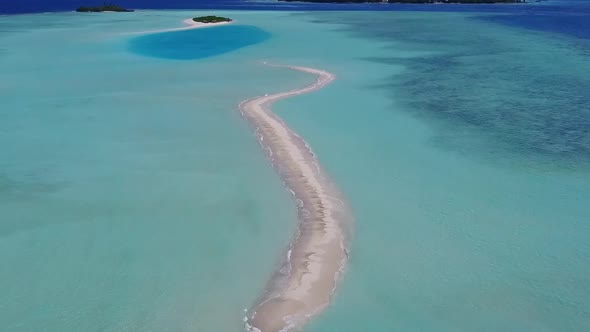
[192, 16, 233, 23]
[76, 3, 133, 12]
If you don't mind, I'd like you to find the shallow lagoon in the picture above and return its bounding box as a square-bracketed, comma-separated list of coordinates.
[1, 7, 589, 332]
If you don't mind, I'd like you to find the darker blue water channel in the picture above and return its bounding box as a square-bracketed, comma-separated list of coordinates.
[305, 10, 590, 168]
[481, 11, 590, 40]
[5, 0, 590, 43]
[128, 25, 270, 60]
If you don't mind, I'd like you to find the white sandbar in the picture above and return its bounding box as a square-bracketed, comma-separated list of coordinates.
[123, 18, 232, 35]
[240, 64, 352, 332]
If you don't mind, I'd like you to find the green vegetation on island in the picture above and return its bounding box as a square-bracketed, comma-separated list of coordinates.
[192, 16, 233, 23]
[279, 0, 383, 2]
[279, 0, 524, 3]
[389, 0, 524, 3]
[76, 3, 133, 12]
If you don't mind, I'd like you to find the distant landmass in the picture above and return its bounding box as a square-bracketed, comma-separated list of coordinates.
[76, 3, 133, 12]
[278, 0, 524, 3]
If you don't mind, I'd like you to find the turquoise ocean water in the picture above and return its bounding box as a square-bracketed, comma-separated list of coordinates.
[1, 9, 590, 331]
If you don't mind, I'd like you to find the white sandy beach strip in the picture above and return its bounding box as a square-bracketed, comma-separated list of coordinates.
[123, 18, 231, 35]
[240, 64, 353, 332]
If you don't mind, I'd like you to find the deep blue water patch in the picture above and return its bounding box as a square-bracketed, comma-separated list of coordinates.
[5, 0, 589, 15]
[128, 25, 271, 60]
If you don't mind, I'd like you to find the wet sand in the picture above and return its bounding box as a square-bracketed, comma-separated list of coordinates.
[240, 64, 353, 332]
[123, 18, 231, 35]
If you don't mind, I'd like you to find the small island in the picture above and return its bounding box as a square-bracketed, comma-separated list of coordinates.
[192, 16, 233, 24]
[76, 3, 133, 12]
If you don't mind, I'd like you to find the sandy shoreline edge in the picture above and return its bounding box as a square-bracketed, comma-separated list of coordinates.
[240, 64, 353, 332]
[123, 18, 231, 35]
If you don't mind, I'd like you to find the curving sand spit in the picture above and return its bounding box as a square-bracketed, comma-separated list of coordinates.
[240, 65, 353, 332]
[123, 18, 231, 35]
